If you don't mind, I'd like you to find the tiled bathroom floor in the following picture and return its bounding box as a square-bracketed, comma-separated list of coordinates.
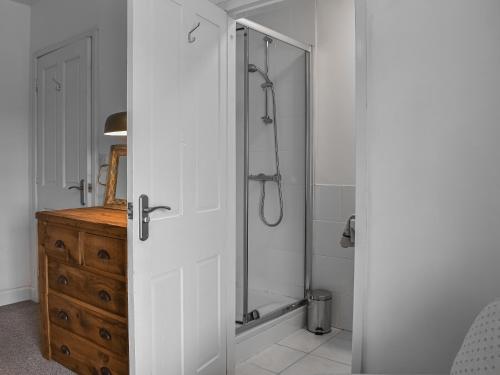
[236, 328, 352, 375]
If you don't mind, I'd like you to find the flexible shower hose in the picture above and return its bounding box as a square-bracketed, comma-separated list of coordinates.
[259, 86, 283, 227]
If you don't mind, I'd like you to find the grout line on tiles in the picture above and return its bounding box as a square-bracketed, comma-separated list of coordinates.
[244, 347, 307, 375]
[276, 353, 308, 375]
[250, 361, 280, 374]
[275, 342, 310, 353]
[308, 351, 352, 366]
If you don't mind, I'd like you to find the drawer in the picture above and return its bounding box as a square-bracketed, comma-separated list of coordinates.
[48, 261, 127, 317]
[84, 234, 126, 276]
[50, 324, 128, 375]
[48, 293, 128, 356]
[43, 225, 81, 264]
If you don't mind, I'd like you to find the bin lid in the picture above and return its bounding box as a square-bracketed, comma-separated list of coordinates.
[309, 289, 332, 301]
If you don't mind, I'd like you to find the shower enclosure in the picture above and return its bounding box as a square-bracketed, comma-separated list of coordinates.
[236, 19, 312, 333]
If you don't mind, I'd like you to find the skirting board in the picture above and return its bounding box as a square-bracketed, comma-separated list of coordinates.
[0, 287, 34, 307]
[236, 306, 306, 363]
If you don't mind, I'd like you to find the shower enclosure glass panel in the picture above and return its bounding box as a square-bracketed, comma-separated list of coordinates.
[236, 21, 311, 331]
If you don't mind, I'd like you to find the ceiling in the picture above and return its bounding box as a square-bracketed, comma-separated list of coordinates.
[10, 0, 39, 5]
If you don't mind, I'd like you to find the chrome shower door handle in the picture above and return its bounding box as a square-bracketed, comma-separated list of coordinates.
[68, 179, 85, 206]
[139, 194, 171, 241]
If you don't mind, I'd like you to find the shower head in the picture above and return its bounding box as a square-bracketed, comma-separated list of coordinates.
[248, 64, 273, 85]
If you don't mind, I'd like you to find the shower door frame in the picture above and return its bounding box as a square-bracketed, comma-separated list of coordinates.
[236, 18, 313, 334]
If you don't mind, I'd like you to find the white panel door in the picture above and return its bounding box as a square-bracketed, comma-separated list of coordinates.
[128, 0, 233, 374]
[36, 37, 91, 210]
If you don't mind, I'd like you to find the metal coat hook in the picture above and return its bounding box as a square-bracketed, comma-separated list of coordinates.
[52, 78, 62, 91]
[188, 22, 201, 43]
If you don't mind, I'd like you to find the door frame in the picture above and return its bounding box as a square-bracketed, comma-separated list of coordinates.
[226, 18, 237, 375]
[29, 28, 99, 302]
[213, 1, 315, 372]
[219, 1, 366, 373]
[352, 0, 367, 373]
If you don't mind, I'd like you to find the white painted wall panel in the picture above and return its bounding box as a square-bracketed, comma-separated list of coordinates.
[360, 0, 500, 372]
[152, 269, 183, 374]
[315, 0, 355, 186]
[0, 0, 31, 305]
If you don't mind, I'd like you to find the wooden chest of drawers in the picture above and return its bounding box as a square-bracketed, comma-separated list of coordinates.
[36, 208, 128, 375]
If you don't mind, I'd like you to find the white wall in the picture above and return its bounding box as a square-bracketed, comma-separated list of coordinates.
[242, 0, 315, 45]
[312, 0, 355, 331]
[0, 0, 32, 306]
[248, 0, 356, 330]
[315, 0, 355, 186]
[31, 0, 127, 204]
[358, 0, 500, 372]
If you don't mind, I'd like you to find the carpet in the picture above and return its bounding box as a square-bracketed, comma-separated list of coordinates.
[0, 301, 73, 374]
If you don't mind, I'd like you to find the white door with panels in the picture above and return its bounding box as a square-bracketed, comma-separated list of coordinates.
[128, 0, 234, 373]
[36, 37, 92, 210]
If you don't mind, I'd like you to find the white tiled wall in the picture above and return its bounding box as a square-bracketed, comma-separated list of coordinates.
[312, 184, 355, 330]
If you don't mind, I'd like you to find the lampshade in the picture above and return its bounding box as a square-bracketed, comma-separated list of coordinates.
[104, 112, 127, 136]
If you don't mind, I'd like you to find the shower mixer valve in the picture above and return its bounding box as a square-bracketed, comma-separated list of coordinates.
[249, 173, 281, 182]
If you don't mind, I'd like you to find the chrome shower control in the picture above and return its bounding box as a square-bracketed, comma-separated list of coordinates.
[248, 173, 281, 182]
[261, 115, 273, 124]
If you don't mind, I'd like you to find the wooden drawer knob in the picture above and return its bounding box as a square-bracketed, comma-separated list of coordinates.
[99, 328, 112, 341]
[54, 240, 65, 249]
[101, 367, 112, 375]
[60, 345, 71, 356]
[57, 275, 69, 286]
[97, 249, 110, 260]
[57, 310, 69, 321]
[98, 290, 111, 302]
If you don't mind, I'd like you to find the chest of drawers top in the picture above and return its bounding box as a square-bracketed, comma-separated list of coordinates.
[36, 207, 127, 237]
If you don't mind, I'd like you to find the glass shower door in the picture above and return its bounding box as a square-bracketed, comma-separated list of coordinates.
[236, 21, 311, 331]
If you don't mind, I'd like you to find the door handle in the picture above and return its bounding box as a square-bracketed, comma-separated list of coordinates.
[68, 179, 85, 206]
[139, 194, 171, 241]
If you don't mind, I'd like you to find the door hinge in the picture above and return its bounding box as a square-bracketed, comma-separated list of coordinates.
[127, 202, 133, 220]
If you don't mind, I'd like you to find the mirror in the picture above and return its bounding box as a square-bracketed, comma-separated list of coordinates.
[104, 144, 127, 210]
